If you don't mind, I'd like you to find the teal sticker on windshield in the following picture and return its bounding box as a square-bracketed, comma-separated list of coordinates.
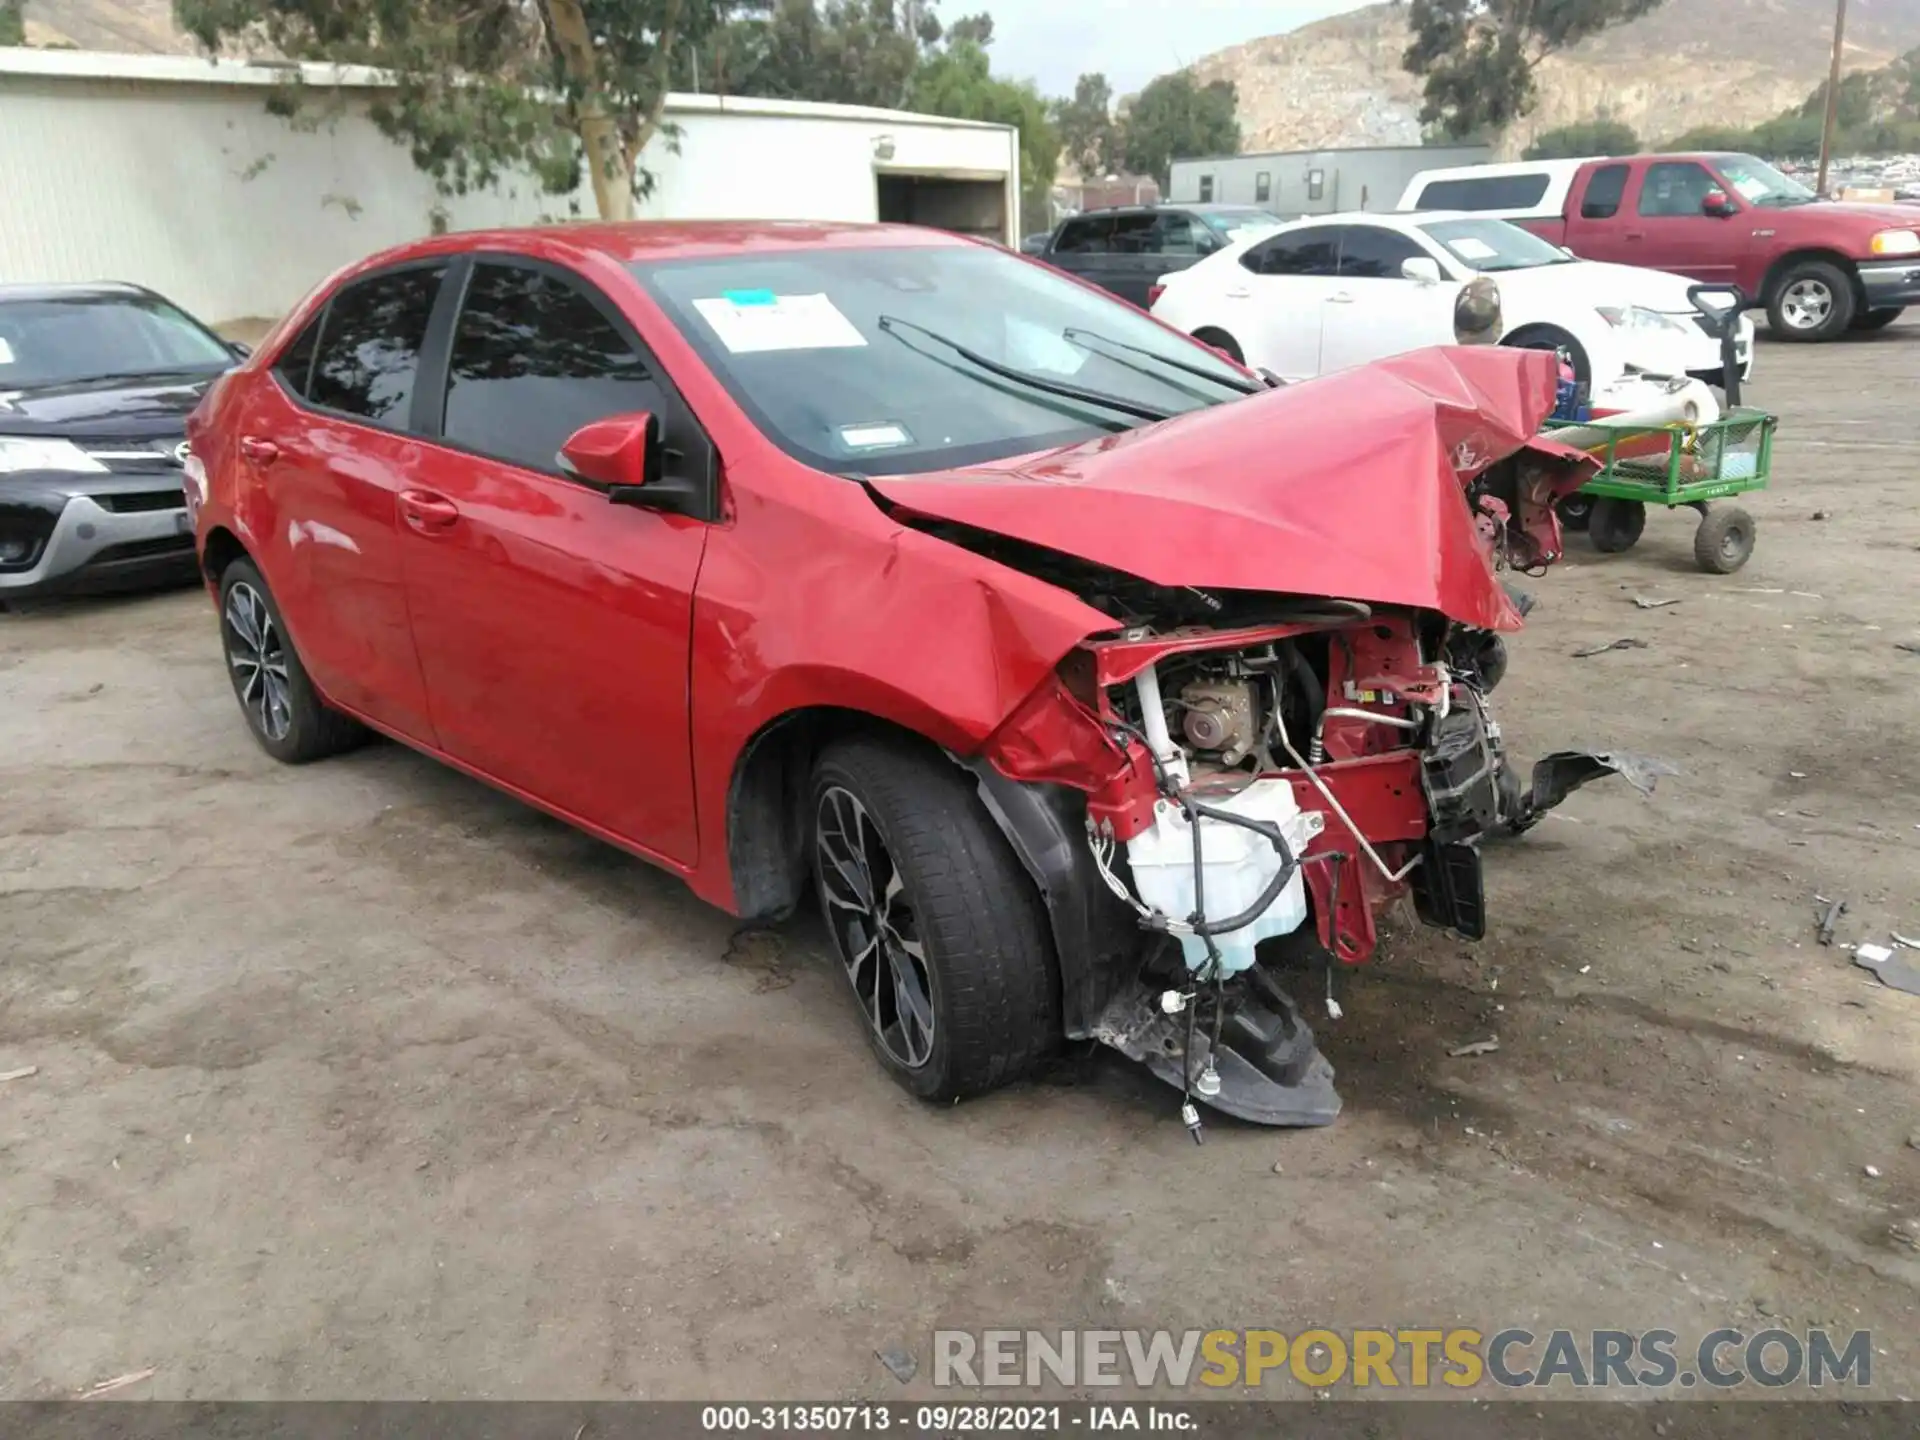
[723, 289, 778, 306]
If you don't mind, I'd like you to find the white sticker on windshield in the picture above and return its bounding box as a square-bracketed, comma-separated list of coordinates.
[1730, 177, 1769, 202]
[0, 337, 13, 364]
[1450, 237, 1499, 261]
[840, 422, 912, 450]
[691, 291, 868, 354]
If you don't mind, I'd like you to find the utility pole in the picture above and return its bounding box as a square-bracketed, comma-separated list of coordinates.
[1815, 0, 1848, 198]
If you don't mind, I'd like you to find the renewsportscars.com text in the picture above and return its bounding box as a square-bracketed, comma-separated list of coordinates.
[933, 1327, 1873, 1391]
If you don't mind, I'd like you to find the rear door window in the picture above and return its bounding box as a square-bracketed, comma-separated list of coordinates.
[1580, 164, 1630, 220]
[1052, 217, 1112, 254]
[1336, 227, 1428, 279]
[1241, 228, 1341, 277]
[1414, 173, 1551, 212]
[307, 264, 447, 426]
[272, 314, 324, 399]
[440, 262, 668, 475]
[1107, 214, 1161, 254]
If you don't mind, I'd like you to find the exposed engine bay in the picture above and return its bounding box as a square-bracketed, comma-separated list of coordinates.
[864, 347, 1680, 1134]
[1066, 611, 1669, 1136]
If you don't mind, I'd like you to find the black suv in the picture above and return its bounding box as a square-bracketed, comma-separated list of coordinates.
[1030, 205, 1283, 307]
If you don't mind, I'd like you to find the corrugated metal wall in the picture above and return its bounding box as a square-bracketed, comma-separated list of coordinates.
[0, 71, 564, 326]
[0, 56, 1019, 328]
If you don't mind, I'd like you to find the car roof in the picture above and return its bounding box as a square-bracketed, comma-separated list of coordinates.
[1264, 209, 1485, 229]
[357, 219, 973, 273]
[0, 280, 156, 303]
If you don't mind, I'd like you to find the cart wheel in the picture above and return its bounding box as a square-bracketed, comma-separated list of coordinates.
[1589, 498, 1646, 554]
[1556, 495, 1593, 532]
[1693, 505, 1756, 574]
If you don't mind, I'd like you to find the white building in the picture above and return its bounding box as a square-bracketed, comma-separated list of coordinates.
[0, 47, 1021, 327]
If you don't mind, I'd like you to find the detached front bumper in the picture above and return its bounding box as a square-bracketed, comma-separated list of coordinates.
[1859, 258, 1920, 311]
[0, 477, 197, 600]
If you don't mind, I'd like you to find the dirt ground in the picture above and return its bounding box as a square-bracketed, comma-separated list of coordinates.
[2, 324, 1917, 1406]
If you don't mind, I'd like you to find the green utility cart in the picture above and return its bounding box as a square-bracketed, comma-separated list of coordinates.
[1545, 407, 1778, 574]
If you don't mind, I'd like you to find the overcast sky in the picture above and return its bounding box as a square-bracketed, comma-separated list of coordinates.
[986, 0, 1374, 98]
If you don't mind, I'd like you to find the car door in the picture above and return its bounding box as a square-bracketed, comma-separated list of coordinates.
[397, 256, 713, 866]
[1139, 210, 1212, 297]
[1561, 162, 1632, 260]
[1045, 215, 1115, 292]
[234, 261, 448, 743]
[1617, 161, 1740, 282]
[1229, 227, 1343, 380]
[1098, 212, 1166, 306]
[1317, 224, 1459, 372]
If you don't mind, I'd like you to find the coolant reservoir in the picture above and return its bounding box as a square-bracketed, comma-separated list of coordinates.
[1124, 778, 1322, 976]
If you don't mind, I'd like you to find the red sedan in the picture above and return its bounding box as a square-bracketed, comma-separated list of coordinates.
[186, 221, 1649, 1131]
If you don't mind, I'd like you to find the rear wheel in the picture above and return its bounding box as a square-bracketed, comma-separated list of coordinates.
[1693, 504, 1756, 574]
[1191, 327, 1244, 365]
[1588, 497, 1646, 554]
[1556, 494, 1593, 532]
[1767, 259, 1855, 341]
[811, 737, 1059, 1103]
[217, 559, 366, 764]
[1852, 306, 1904, 332]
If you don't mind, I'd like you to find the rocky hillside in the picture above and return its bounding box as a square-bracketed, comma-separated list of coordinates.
[1191, 0, 1920, 156]
[19, 0, 190, 50]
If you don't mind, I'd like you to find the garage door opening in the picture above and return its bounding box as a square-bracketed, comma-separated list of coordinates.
[876, 172, 1007, 243]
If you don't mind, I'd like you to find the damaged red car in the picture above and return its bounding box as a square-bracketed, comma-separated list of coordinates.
[186, 222, 1658, 1132]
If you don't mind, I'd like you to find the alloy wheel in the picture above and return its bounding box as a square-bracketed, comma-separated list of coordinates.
[1780, 279, 1832, 330]
[223, 581, 292, 742]
[815, 785, 935, 1069]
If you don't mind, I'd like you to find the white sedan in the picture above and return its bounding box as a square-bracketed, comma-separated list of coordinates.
[1149, 210, 1755, 405]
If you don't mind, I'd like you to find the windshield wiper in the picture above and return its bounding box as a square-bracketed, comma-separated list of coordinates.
[876, 315, 1176, 424]
[1060, 327, 1261, 395]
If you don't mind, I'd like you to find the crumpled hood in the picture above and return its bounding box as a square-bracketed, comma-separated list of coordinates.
[870, 345, 1574, 634]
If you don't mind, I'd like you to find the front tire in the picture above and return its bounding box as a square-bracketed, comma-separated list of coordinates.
[1504, 325, 1591, 388]
[811, 737, 1060, 1103]
[1767, 259, 1856, 341]
[1693, 505, 1756, 574]
[217, 559, 366, 764]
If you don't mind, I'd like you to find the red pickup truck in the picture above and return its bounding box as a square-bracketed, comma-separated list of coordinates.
[1399, 152, 1920, 342]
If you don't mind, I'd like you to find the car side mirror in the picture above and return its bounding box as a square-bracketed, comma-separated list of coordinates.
[1401, 256, 1444, 285]
[559, 411, 704, 517]
[1703, 190, 1737, 218]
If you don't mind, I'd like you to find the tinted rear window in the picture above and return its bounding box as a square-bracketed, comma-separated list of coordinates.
[1414, 174, 1552, 212]
[307, 265, 447, 426]
[1581, 164, 1630, 220]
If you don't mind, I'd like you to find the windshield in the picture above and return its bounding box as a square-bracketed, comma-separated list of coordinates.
[1715, 154, 1817, 208]
[637, 244, 1251, 476]
[1418, 218, 1573, 273]
[0, 293, 232, 389]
